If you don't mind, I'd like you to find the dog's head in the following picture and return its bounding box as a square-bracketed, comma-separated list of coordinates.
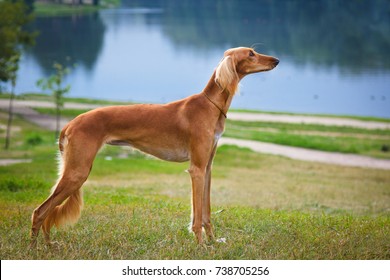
[215, 47, 279, 95]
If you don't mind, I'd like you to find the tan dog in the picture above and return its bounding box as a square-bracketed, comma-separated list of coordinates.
[30, 47, 279, 247]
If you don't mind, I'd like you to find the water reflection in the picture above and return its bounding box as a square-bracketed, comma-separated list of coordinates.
[15, 0, 390, 118]
[126, 0, 390, 73]
[27, 13, 105, 74]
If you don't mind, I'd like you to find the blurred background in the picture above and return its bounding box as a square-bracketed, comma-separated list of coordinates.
[1, 1, 390, 260]
[5, 0, 390, 118]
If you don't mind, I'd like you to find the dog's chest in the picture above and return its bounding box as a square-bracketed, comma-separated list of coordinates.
[135, 141, 190, 163]
[214, 119, 225, 143]
[214, 131, 223, 143]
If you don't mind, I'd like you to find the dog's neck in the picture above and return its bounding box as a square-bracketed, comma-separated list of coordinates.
[202, 72, 236, 118]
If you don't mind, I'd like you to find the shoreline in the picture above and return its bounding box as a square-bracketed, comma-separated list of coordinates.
[1, 98, 389, 130]
[1, 93, 389, 124]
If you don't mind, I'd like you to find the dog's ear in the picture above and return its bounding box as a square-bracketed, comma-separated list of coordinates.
[215, 56, 239, 95]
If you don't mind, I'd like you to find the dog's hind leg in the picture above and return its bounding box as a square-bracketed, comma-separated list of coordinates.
[31, 174, 86, 246]
[30, 133, 102, 247]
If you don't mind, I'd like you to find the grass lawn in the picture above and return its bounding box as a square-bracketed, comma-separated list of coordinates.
[0, 110, 389, 259]
[33, 0, 120, 17]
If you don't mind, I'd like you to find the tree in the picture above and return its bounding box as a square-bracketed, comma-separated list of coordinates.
[1, 0, 36, 149]
[4, 54, 20, 149]
[0, 0, 35, 83]
[37, 63, 72, 139]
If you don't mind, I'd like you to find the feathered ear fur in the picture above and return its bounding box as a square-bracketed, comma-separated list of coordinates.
[215, 56, 239, 95]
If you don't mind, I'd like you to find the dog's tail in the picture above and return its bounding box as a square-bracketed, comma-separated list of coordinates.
[43, 188, 83, 230]
[43, 128, 84, 231]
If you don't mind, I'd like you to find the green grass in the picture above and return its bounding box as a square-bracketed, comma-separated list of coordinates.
[34, 107, 90, 119]
[1, 107, 389, 260]
[1, 200, 388, 259]
[1, 151, 389, 260]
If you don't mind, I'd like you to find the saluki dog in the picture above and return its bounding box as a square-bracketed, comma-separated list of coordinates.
[30, 47, 279, 247]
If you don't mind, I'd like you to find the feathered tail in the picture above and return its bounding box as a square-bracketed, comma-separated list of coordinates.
[42, 188, 83, 230]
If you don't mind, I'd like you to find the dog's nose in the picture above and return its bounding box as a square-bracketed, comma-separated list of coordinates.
[274, 58, 280, 66]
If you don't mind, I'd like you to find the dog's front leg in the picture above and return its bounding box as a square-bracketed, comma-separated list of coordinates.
[188, 163, 205, 244]
[202, 144, 217, 242]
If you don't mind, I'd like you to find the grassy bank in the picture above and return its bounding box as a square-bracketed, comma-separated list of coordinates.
[0, 92, 129, 105]
[2, 93, 390, 122]
[0, 113, 389, 259]
[33, 0, 120, 16]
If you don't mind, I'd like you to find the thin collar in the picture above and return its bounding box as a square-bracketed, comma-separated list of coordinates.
[202, 92, 227, 118]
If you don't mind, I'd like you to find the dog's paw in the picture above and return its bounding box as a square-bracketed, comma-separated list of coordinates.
[216, 237, 227, 243]
[45, 240, 62, 249]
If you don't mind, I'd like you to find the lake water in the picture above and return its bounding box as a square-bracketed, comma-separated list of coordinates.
[15, 0, 390, 118]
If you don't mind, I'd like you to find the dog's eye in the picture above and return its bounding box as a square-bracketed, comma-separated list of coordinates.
[249, 50, 255, 57]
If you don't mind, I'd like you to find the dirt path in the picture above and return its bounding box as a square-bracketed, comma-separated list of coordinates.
[0, 159, 32, 166]
[219, 137, 390, 170]
[0, 100, 99, 131]
[1, 99, 390, 169]
[228, 112, 390, 130]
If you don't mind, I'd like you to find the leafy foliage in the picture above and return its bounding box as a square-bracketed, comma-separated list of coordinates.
[36, 63, 73, 138]
[0, 0, 35, 83]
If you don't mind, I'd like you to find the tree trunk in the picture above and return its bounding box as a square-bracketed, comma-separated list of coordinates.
[56, 101, 61, 140]
[5, 87, 15, 149]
